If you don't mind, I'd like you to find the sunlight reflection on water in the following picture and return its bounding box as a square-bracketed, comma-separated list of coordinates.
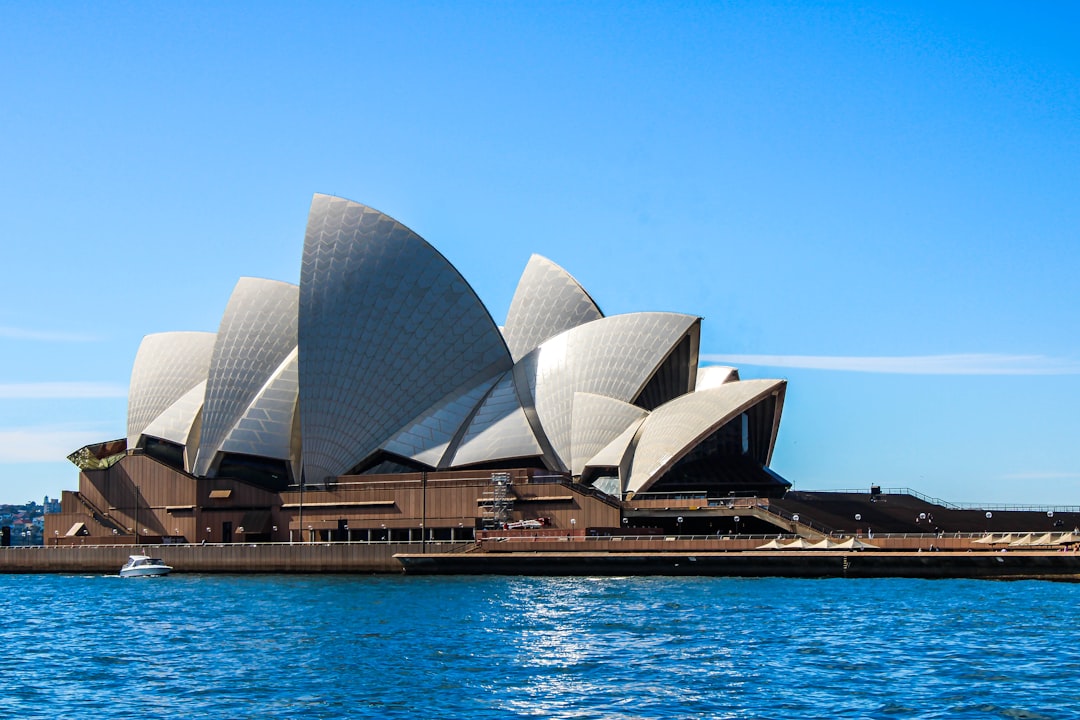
[1, 575, 1077, 719]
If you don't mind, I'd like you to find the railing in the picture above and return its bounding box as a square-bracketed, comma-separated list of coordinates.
[287, 472, 576, 492]
[802, 487, 1080, 513]
[10, 533, 1076, 553]
[475, 532, 951, 545]
[11, 539, 479, 550]
[625, 491, 709, 502]
[477, 532, 847, 543]
[797, 487, 963, 508]
[480, 532, 774, 543]
[474, 530, 1080, 544]
[625, 493, 786, 511]
[73, 492, 128, 534]
[755, 502, 838, 536]
[529, 473, 574, 484]
[573, 481, 623, 507]
[448, 540, 480, 553]
[626, 490, 767, 500]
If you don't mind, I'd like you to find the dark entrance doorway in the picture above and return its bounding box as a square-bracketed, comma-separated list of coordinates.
[222, 521, 233, 544]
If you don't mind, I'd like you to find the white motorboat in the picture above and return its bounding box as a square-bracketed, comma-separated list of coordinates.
[119, 555, 172, 577]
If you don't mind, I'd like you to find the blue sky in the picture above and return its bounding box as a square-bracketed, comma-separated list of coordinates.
[1, 1, 1078, 506]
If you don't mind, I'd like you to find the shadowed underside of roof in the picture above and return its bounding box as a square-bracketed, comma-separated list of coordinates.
[625, 379, 787, 495]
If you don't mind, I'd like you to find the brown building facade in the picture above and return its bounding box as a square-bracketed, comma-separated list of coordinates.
[46, 451, 622, 546]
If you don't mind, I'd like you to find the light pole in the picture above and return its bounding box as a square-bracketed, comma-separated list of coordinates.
[676, 516, 683, 535]
[298, 476, 304, 548]
[985, 511, 993, 533]
[133, 481, 139, 548]
[855, 513, 862, 537]
[733, 515, 740, 536]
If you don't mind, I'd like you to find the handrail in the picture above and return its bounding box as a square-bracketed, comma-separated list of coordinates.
[25, 539, 475, 549]
[795, 487, 963, 509]
[625, 491, 709, 501]
[799, 487, 1080, 513]
[73, 492, 128, 534]
[14, 531, 1078, 551]
[757, 502, 838, 535]
[285, 472, 576, 492]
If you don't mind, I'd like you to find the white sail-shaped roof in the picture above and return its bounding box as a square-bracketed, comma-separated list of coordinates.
[624, 379, 786, 494]
[298, 195, 512, 483]
[515, 312, 700, 471]
[193, 278, 299, 477]
[502, 254, 603, 362]
[138, 380, 207, 471]
[696, 365, 740, 390]
[569, 393, 648, 476]
[448, 371, 545, 468]
[216, 348, 300, 464]
[584, 416, 647, 475]
[116, 194, 793, 499]
[126, 331, 216, 447]
[381, 373, 502, 468]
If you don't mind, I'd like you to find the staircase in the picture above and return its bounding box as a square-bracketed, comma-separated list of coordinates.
[73, 492, 129, 535]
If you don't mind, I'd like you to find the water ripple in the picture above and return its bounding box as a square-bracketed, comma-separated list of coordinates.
[2, 575, 1079, 718]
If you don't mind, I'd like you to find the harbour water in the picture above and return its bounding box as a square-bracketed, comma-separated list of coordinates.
[2, 574, 1077, 719]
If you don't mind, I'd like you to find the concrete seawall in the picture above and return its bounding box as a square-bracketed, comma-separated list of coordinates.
[396, 550, 1080, 580]
[0, 542, 442, 574]
[5, 543, 1080, 580]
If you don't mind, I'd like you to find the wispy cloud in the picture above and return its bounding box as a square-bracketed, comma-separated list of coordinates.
[0, 326, 100, 342]
[0, 382, 127, 399]
[701, 353, 1080, 376]
[0, 426, 116, 463]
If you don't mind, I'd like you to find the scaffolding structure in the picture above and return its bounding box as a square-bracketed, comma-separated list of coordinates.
[483, 472, 514, 529]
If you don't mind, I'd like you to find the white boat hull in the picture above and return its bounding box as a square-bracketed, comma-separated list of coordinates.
[120, 555, 172, 577]
[119, 566, 172, 577]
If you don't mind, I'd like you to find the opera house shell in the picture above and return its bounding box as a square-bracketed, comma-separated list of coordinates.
[119, 194, 786, 496]
[56, 194, 788, 546]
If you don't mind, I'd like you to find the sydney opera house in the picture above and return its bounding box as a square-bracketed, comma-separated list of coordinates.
[48, 194, 790, 545]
